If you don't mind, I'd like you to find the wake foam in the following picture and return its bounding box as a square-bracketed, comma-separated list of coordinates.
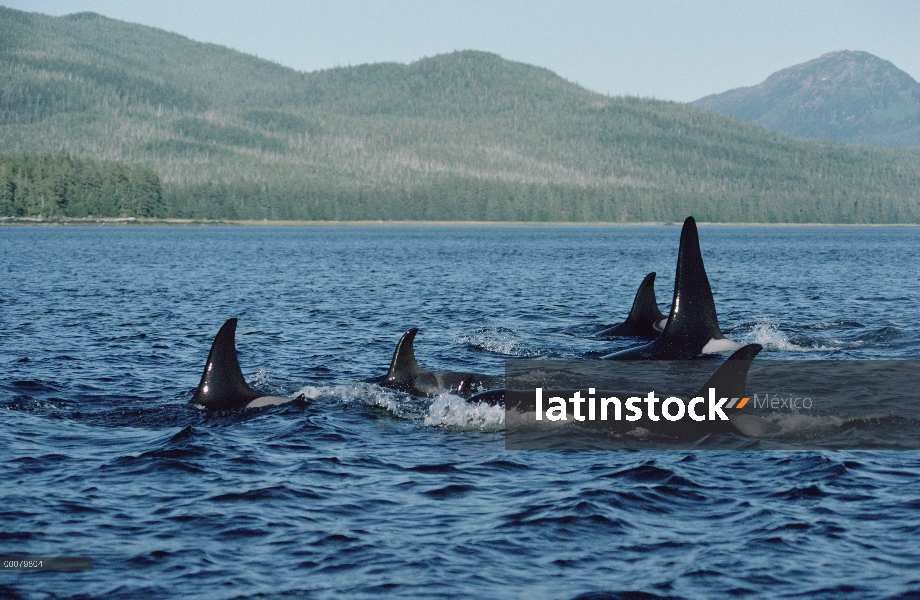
[767, 412, 846, 434]
[249, 369, 284, 394]
[295, 383, 430, 420]
[424, 393, 505, 430]
[297, 383, 507, 427]
[803, 321, 864, 330]
[456, 329, 541, 357]
[742, 321, 842, 352]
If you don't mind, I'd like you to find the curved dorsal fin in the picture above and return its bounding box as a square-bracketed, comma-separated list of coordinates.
[386, 328, 422, 381]
[658, 217, 725, 346]
[597, 272, 667, 338]
[694, 343, 762, 402]
[624, 271, 667, 328]
[191, 318, 262, 410]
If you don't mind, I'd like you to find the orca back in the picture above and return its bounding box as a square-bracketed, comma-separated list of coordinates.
[191, 318, 263, 410]
[465, 388, 506, 406]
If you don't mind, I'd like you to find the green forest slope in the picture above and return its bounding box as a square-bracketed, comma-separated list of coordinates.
[2, 7, 920, 222]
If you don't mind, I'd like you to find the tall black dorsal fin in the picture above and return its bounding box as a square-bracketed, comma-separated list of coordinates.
[602, 217, 727, 359]
[385, 328, 422, 381]
[658, 216, 725, 346]
[693, 343, 762, 402]
[191, 318, 262, 410]
[597, 272, 667, 338]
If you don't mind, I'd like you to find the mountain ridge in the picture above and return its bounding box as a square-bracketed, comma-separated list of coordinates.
[2, 7, 919, 222]
[693, 50, 920, 149]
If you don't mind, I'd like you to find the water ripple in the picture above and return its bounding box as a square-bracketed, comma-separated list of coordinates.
[1, 226, 919, 599]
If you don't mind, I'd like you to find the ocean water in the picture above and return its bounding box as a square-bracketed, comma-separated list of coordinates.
[1, 224, 919, 599]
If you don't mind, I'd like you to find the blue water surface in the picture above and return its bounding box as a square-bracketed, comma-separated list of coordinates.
[1, 225, 919, 599]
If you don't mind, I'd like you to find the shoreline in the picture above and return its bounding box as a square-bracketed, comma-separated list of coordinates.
[1, 216, 918, 227]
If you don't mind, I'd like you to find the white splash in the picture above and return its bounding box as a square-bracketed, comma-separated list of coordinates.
[701, 337, 743, 354]
[250, 368, 281, 393]
[455, 330, 540, 357]
[742, 321, 841, 352]
[767, 412, 846, 433]
[626, 427, 651, 438]
[295, 383, 429, 420]
[424, 393, 505, 430]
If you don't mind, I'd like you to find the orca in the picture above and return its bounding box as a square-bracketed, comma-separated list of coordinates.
[191, 318, 303, 410]
[602, 217, 739, 360]
[664, 342, 778, 439]
[469, 343, 779, 439]
[377, 328, 502, 398]
[707, 345, 781, 438]
[596, 272, 668, 339]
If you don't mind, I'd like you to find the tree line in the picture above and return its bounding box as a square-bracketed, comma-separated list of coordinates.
[0, 153, 165, 218]
[3, 151, 919, 223]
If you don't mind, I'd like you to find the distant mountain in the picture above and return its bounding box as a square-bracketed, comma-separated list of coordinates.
[694, 51, 920, 149]
[2, 8, 920, 222]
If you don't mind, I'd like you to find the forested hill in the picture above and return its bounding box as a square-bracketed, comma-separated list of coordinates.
[2, 7, 920, 223]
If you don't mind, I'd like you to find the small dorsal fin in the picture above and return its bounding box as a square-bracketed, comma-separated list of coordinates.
[598, 272, 667, 338]
[694, 343, 762, 402]
[386, 328, 422, 381]
[628, 272, 666, 326]
[658, 216, 725, 347]
[191, 318, 262, 410]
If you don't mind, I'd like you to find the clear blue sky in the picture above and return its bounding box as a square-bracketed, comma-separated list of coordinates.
[5, 0, 919, 102]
